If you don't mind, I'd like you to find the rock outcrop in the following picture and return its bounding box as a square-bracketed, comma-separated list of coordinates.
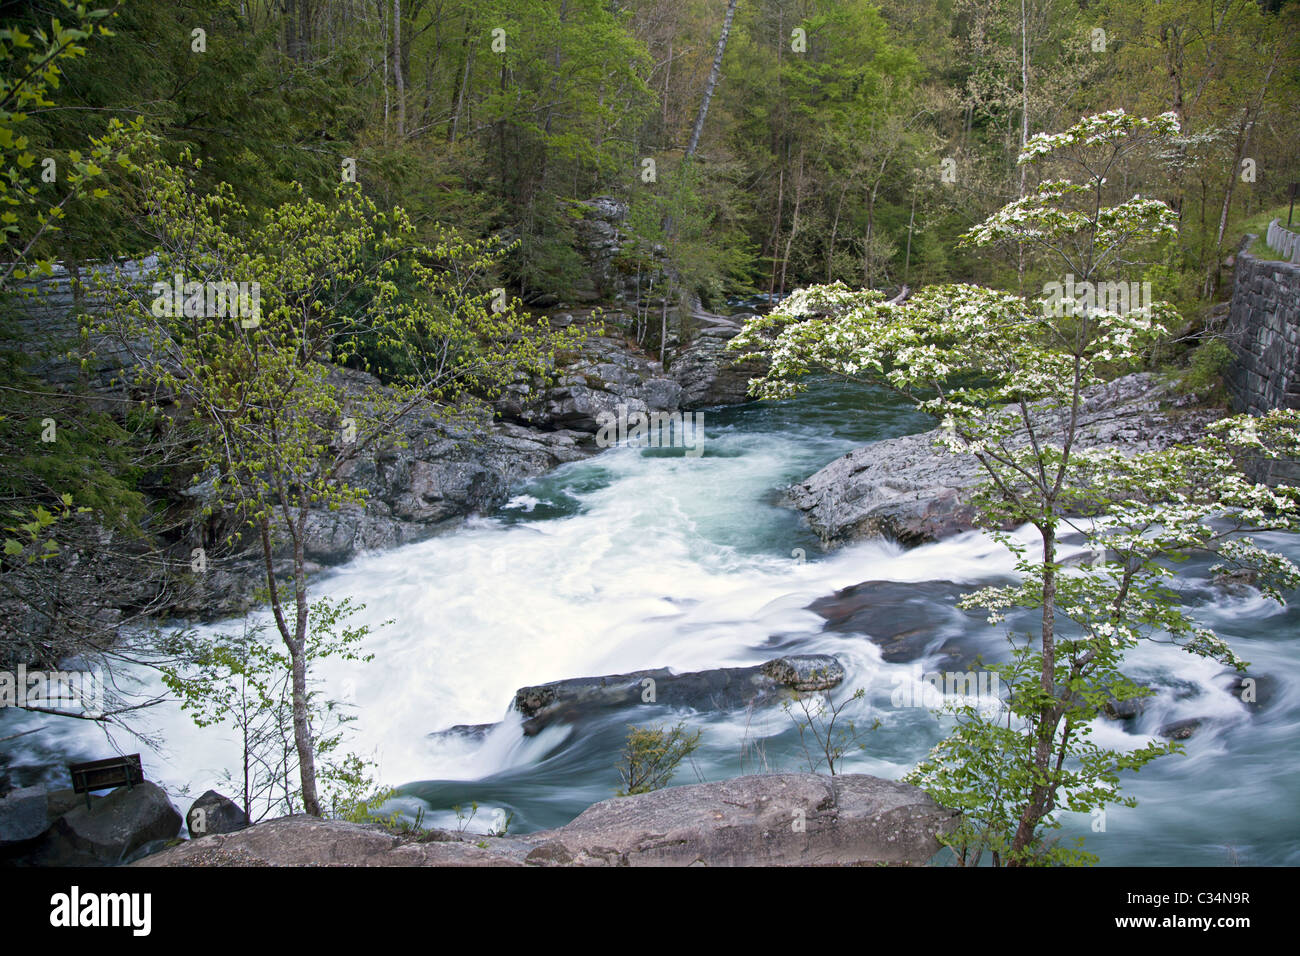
[134, 772, 957, 867]
[671, 315, 769, 409]
[787, 373, 1223, 547]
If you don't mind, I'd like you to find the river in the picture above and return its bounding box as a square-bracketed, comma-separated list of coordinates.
[6, 380, 1298, 865]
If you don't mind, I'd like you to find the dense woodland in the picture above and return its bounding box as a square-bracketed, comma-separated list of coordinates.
[7, 0, 1298, 303]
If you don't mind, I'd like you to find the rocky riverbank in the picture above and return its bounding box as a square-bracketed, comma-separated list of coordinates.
[130, 773, 955, 867]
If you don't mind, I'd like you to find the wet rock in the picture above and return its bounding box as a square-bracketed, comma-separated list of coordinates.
[760, 655, 845, 691]
[1158, 717, 1204, 740]
[671, 323, 769, 409]
[1217, 671, 1274, 709]
[0, 786, 49, 846]
[428, 723, 498, 742]
[789, 373, 1224, 547]
[133, 773, 957, 867]
[1103, 696, 1149, 721]
[810, 580, 987, 667]
[1212, 568, 1259, 596]
[510, 655, 847, 736]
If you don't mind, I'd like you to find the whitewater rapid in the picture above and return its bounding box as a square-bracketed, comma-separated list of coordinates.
[5, 384, 1297, 863]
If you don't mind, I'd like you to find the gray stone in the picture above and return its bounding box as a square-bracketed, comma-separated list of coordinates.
[509, 655, 848, 735]
[1158, 717, 1204, 740]
[187, 790, 248, 838]
[760, 655, 845, 691]
[670, 322, 769, 409]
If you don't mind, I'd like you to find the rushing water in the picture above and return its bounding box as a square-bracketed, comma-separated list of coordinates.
[5, 381, 1298, 865]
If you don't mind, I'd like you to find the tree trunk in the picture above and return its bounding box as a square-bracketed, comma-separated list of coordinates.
[1017, 0, 1029, 293]
[827, 184, 847, 282]
[1009, 522, 1058, 862]
[779, 150, 804, 296]
[684, 0, 739, 160]
[660, 275, 671, 366]
[1205, 53, 1276, 298]
[450, 25, 473, 144]
[393, 0, 405, 138]
[768, 167, 783, 298]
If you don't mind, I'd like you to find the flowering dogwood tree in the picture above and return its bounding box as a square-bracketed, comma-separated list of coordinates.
[730, 111, 1300, 865]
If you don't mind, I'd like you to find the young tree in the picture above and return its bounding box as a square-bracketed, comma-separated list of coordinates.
[730, 110, 1300, 864]
[159, 597, 382, 822]
[91, 129, 577, 814]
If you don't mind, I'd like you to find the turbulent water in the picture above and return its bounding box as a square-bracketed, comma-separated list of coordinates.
[6, 381, 1298, 865]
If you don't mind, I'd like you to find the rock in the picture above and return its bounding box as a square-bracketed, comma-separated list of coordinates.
[670, 323, 768, 409]
[535, 773, 955, 866]
[760, 655, 845, 691]
[1158, 717, 1204, 740]
[1212, 568, 1258, 596]
[428, 723, 498, 742]
[187, 790, 248, 838]
[133, 773, 957, 867]
[0, 786, 50, 846]
[33, 782, 182, 866]
[810, 580, 986, 667]
[1217, 672, 1274, 709]
[1103, 696, 1148, 721]
[510, 655, 847, 735]
[498, 323, 683, 432]
[789, 373, 1224, 547]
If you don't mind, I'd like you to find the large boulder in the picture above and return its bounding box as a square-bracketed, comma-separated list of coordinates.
[533, 773, 956, 866]
[133, 773, 957, 867]
[788, 373, 1223, 547]
[34, 782, 182, 866]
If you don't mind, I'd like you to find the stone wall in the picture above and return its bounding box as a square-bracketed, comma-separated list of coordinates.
[1224, 239, 1300, 416]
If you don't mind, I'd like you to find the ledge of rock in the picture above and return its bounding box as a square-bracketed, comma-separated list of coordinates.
[788, 373, 1223, 547]
[510, 654, 845, 735]
[133, 773, 957, 867]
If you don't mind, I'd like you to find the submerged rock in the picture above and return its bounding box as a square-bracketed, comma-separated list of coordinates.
[1158, 717, 1204, 740]
[788, 373, 1223, 547]
[810, 580, 988, 668]
[133, 772, 957, 867]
